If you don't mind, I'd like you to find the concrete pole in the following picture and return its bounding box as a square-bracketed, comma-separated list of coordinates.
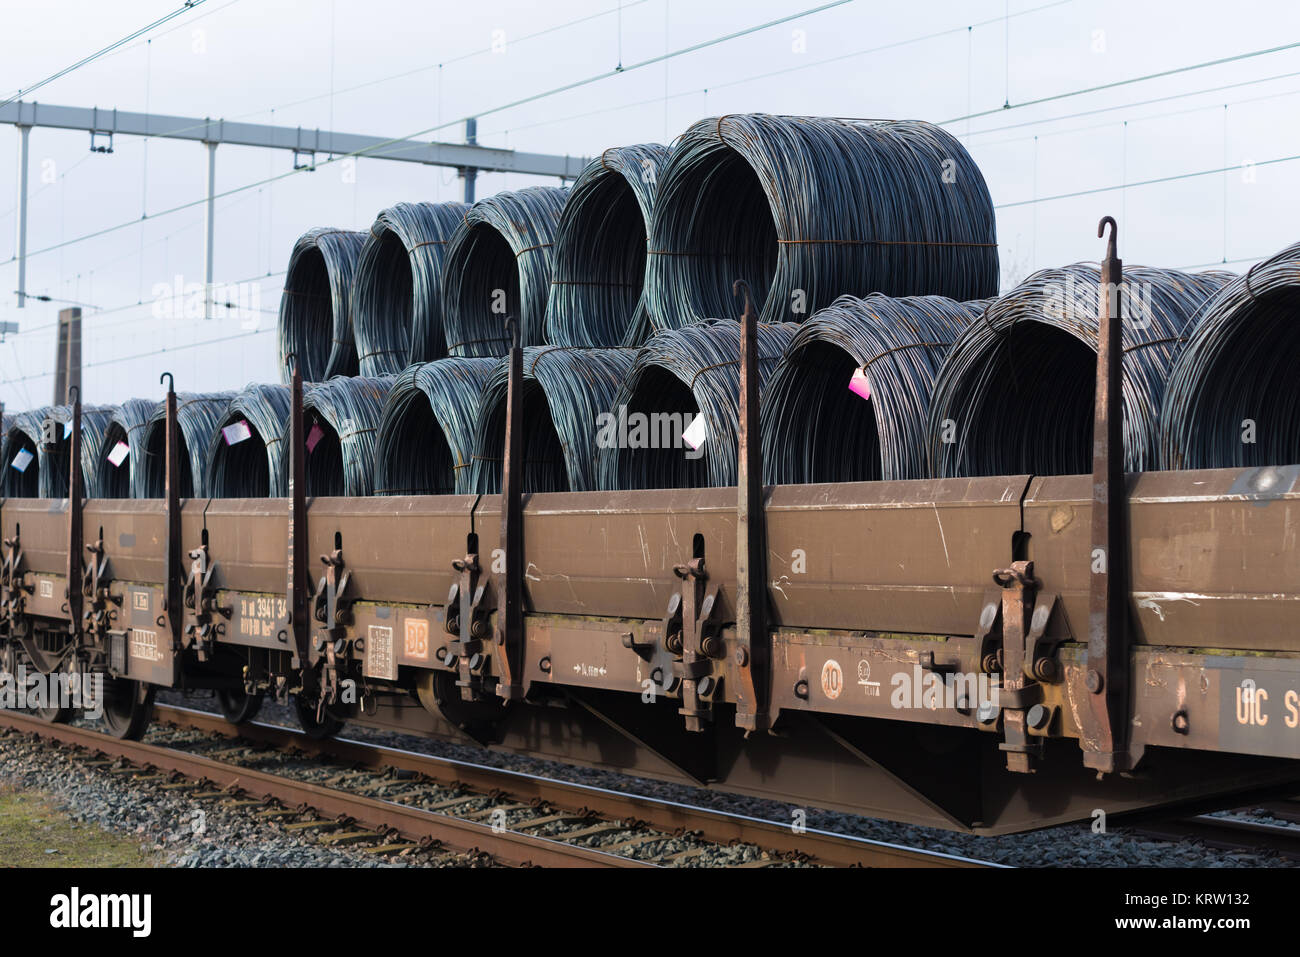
[16, 125, 30, 308]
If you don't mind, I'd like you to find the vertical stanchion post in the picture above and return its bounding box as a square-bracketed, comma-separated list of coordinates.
[495, 317, 525, 700]
[285, 354, 310, 684]
[1083, 216, 1131, 774]
[733, 279, 770, 733]
[160, 373, 182, 656]
[66, 388, 83, 637]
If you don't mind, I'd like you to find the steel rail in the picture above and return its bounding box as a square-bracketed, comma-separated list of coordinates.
[1131, 814, 1300, 860]
[153, 704, 994, 868]
[0, 707, 646, 868]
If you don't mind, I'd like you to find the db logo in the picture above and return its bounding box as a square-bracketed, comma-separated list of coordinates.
[821, 659, 844, 700]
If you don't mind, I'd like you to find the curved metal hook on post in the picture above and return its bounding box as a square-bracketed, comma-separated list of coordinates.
[732, 279, 757, 323]
[503, 316, 520, 352]
[67, 385, 79, 406]
[1098, 216, 1118, 262]
[732, 274, 769, 732]
[1083, 212, 1130, 775]
[159, 371, 174, 393]
[284, 352, 298, 377]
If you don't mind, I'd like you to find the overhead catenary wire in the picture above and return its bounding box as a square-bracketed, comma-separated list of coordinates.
[299, 374, 395, 496]
[205, 383, 299, 498]
[599, 319, 797, 490]
[928, 263, 1234, 479]
[441, 187, 569, 356]
[351, 202, 469, 376]
[10, 0, 852, 268]
[760, 294, 986, 484]
[140, 392, 235, 497]
[373, 357, 498, 496]
[469, 346, 637, 494]
[644, 114, 999, 333]
[94, 398, 159, 498]
[545, 144, 670, 347]
[278, 228, 367, 383]
[1160, 242, 1300, 471]
[0, 0, 212, 111]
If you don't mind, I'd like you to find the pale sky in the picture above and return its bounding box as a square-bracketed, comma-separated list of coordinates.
[2, 0, 1299, 410]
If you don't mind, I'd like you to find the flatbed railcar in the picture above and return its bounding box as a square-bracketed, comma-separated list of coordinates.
[3, 295, 1299, 838]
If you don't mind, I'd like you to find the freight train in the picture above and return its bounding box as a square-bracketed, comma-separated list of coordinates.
[2, 116, 1298, 835]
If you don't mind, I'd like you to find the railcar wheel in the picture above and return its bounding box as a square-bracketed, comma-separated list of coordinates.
[216, 688, 264, 724]
[293, 694, 345, 739]
[98, 677, 155, 740]
[4, 643, 72, 723]
[31, 703, 73, 723]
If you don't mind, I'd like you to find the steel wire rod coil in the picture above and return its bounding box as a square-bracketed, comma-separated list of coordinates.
[351, 201, 470, 376]
[1, 404, 116, 499]
[1160, 243, 1300, 471]
[644, 114, 999, 333]
[598, 319, 797, 490]
[928, 264, 1233, 478]
[373, 358, 499, 496]
[42, 403, 116, 499]
[2, 403, 115, 496]
[297, 375, 396, 496]
[205, 383, 301, 498]
[469, 346, 637, 494]
[94, 398, 161, 498]
[2, 409, 48, 497]
[2, 405, 113, 498]
[545, 144, 670, 348]
[761, 294, 985, 484]
[139, 392, 235, 498]
[278, 227, 368, 383]
[442, 186, 569, 357]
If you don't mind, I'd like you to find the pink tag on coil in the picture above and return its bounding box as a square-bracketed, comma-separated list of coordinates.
[848, 368, 871, 401]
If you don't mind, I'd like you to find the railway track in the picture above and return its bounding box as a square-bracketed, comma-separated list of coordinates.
[0, 705, 995, 869]
[1130, 809, 1300, 862]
